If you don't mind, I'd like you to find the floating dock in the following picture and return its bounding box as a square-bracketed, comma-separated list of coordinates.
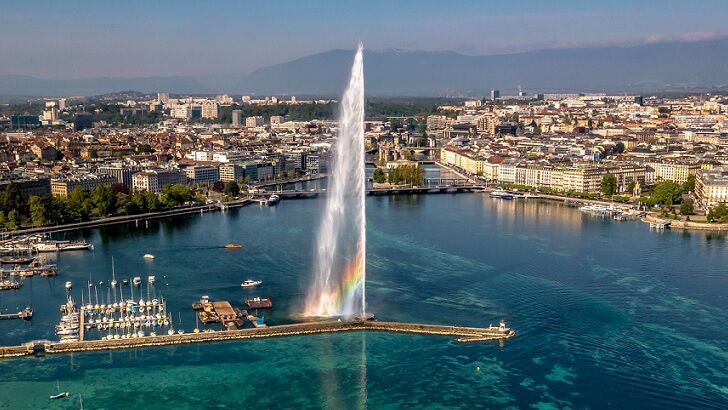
[0, 320, 515, 359]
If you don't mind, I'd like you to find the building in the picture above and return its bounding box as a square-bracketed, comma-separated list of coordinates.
[219, 163, 246, 182]
[10, 115, 40, 129]
[201, 102, 218, 119]
[490, 89, 500, 100]
[131, 171, 160, 193]
[270, 115, 284, 125]
[50, 174, 116, 197]
[156, 168, 187, 187]
[98, 164, 141, 190]
[157, 92, 170, 103]
[0, 177, 51, 198]
[647, 161, 700, 184]
[231, 110, 243, 127]
[246, 116, 265, 127]
[696, 167, 728, 208]
[73, 112, 93, 131]
[184, 165, 219, 184]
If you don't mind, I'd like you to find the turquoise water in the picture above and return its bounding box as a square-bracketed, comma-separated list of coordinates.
[1, 191, 727, 409]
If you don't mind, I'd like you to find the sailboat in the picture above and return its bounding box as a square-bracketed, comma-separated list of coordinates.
[49, 381, 69, 399]
[110, 257, 117, 289]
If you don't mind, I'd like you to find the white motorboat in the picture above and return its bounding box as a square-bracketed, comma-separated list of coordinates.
[65, 281, 72, 290]
[266, 194, 280, 206]
[489, 190, 514, 200]
[241, 279, 262, 288]
[143, 254, 155, 260]
[133, 277, 142, 286]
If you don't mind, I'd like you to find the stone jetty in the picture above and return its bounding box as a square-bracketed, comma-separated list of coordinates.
[0, 320, 515, 359]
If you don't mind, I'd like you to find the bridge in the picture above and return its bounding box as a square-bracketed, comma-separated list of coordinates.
[258, 180, 483, 199]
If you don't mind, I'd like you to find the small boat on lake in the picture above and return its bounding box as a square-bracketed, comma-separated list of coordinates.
[241, 279, 262, 288]
[143, 254, 155, 260]
[224, 244, 242, 249]
[49, 381, 69, 400]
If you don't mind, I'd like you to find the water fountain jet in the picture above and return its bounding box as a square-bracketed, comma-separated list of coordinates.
[304, 43, 367, 319]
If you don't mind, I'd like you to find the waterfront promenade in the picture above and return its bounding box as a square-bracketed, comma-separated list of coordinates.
[0, 320, 515, 359]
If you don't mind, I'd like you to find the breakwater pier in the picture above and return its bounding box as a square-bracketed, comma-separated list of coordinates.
[0, 320, 515, 359]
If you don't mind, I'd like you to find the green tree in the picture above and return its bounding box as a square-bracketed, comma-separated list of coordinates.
[600, 174, 617, 196]
[131, 192, 147, 212]
[682, 175, 696, 193]
[90, 184, 116, 217]
[679, 198, 695, 215]
[28, 195, 47, 226]
[707, 203, 728, 223]
[223, 181, 240, 197]
[161, 184, 193, 208]
[652, 180, 683, 205]
[626, 180, 636, 194]
[372, 168, 386, 184]
[68, 187, 91, 221]
[6, 210, 20, 230]
[2, 182, 25, 214]
[143, 191, 160, 211]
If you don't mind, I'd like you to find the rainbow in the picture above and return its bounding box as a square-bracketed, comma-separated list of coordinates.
[304, 246, 364, 317]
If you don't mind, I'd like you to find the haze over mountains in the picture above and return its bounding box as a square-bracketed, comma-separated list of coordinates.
[2, 38, 727, 97]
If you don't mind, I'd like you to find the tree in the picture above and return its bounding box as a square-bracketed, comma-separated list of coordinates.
[212, 181, 225, 192]
[682, 175, 696, 193]
[652, 180, 683, 205]
[6, 210, 20, 230]
[372, 168, 386, 184]
[626, 180, 636, 194]
[600, 174, 617, 196]
[679, 198, 695, 215]
[161, 184, 193, 208]
[143, 191, 161, 212]
[2, 182, 25, 215]
[223, 181, 240, 197]
[90, 184, 116, 217]
[707, 203, 728, 223]
[28, 195, 47, 226]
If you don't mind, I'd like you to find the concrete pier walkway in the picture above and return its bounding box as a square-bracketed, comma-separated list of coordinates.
[0, 320, 515, 359]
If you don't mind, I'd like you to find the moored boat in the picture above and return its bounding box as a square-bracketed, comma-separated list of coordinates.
[489, 190, 514, 200]
[245, 297, 273, 309]
[224, 244, 242, 249]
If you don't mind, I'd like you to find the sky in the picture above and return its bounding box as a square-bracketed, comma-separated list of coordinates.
[2, 0, 728, 79]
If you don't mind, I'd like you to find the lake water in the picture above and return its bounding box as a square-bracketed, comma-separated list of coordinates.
[1, 179, 727, 409]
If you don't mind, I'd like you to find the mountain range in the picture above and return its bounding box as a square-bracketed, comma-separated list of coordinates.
[2, 38, 728, 97]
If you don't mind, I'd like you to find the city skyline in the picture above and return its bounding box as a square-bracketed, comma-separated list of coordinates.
[2, 0, 728, 78]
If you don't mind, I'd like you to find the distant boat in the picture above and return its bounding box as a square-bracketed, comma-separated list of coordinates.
[132, 277, 142, 286]
[245, 297, 273, 309]
[241, 279, 262, 288]
[489, 190, 514, 200]
[143, 254, 155, 260]
[266, 194, 280, 206]
[49, 381, 68, 400]
[224, 244, 242, 249]
[65, 281, 72, 290]
[0, 256, 35, 265]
